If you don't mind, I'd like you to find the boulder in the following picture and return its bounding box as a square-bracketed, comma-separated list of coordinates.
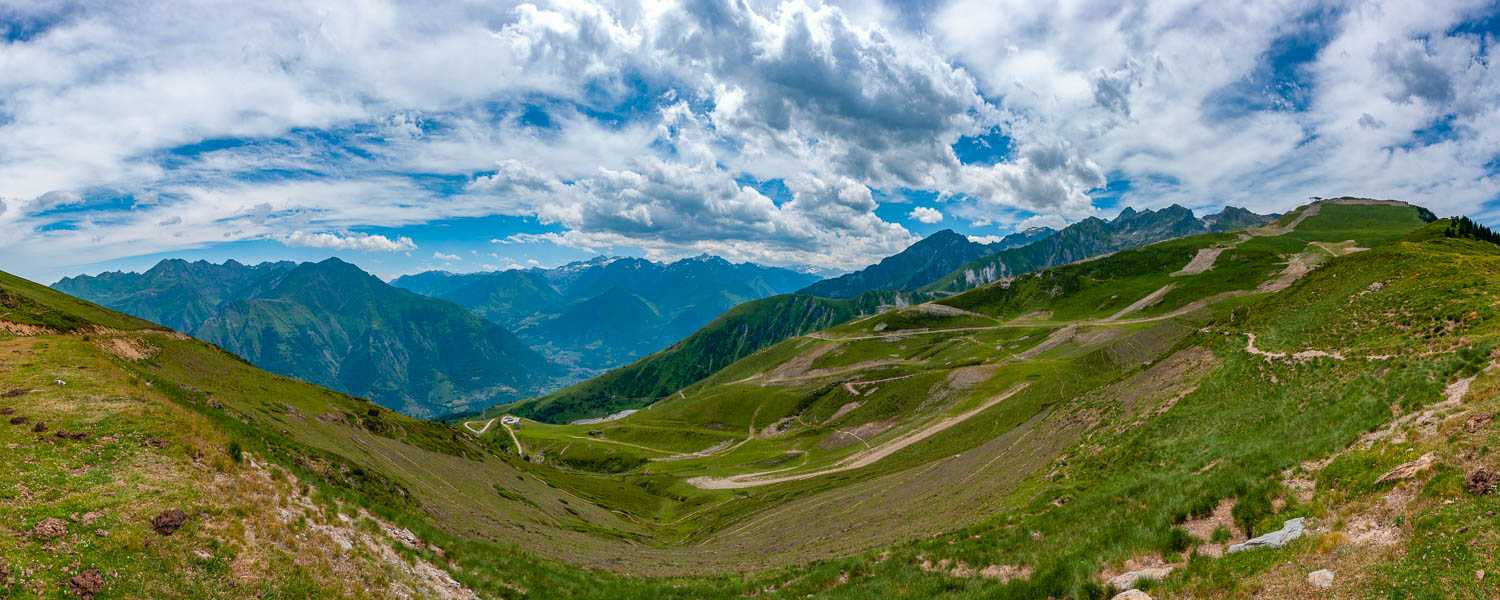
[1107, 567, 1173, 590]
[1307, 569, 1334, 588]
[1374, 452, 1437, 484]
[1112, 591, 1152, 600]
[1227, 517, 1305, 553]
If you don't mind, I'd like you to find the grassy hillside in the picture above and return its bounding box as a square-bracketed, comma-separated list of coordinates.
[487, 289, 924, 424]
[5, 198, 1498, 599]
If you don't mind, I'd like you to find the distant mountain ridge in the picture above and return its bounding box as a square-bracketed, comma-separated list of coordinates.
[392, 254, 821, 372]
[54, 258, 560, 418]
[53, 258, 296, 332]
[921, 205, 1275, 293]
[795, 227, 1054, 299]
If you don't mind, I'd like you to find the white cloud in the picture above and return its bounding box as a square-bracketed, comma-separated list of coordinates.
[966, 235, 1006, 244]
[282, 231, 417, 252]
[909, 206, 944, 224]
[1, 0, 1498, 282]
[432, 251, 462, 262]
[1016, 214, 1068, 231]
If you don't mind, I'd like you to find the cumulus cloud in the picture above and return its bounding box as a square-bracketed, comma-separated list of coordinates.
[30, 190, 81, 213]
[1016, 214, 1068, 231]
[158, 216, 182, 226]
[909, 206, 944, 223]
[281, 231, 417, 252]
[433, 251, 462, 261]
[2, 0, 1499, 282]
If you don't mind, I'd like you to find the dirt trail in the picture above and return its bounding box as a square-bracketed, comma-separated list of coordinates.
[503, 424, 524, 456]
[1102, 285, 1176, 322]
[463, 418, 497, 435]
[1171, 247, 1227, 277]
[564, 435, 672, 454]
[843, 373, 921, 396]
[1240, 332, 1399, 362]
[687, 382, 1031, 489]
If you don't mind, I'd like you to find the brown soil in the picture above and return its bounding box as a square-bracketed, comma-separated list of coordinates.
[8, 416, 28, 425]
[1180, 498, 1244, 550]
[31, 517, 67, 539]
[64, 570, 104, 597]
[0, 407, 11, 414]
[92, 336, 158, 360]
[151, 509, 188, 535]
[1, 389, 23, 397]
[1466, 468, 1498, 495]
[1466, 412, 1495, 433]
[65, 569, 104, 598]
[31, 421, 47, 433]
[0, 321, 59, 335]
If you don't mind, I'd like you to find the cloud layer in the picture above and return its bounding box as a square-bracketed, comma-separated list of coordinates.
[0, 0, 1496, 282]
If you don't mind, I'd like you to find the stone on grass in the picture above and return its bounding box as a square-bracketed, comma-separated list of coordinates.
[1112, 590, 1152, 600]
[1107, 567, 1173, 590]
[1374, 452, 1437, 484]
[1227, 517, 1305, 553]
[1307, 569, 1334, 588]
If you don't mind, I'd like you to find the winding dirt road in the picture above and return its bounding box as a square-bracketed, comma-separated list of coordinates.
[687, 382, 1032, 489]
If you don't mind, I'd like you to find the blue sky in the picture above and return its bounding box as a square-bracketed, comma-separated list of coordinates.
[2, 0, 1499, 283]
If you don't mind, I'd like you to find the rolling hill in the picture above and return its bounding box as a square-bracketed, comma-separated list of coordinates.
[487, 288, 925, 424]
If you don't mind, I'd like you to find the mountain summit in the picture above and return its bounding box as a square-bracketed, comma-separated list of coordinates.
[796, 227, 1054, 299]
[55, 257, 559, 418]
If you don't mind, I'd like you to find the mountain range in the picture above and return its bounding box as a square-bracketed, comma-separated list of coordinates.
[391, 255, 821, 372]
[922, 205, 1274, 293]
[798, 205, 1273, 299]
[55, 257, 560, 418]
[795, 226, 1055, 298]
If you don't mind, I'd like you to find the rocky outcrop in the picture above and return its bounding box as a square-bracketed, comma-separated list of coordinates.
[1374, 452, 1438, 484]
[1107, 567, 1173, 590]
[1227, 517, 1305, 553]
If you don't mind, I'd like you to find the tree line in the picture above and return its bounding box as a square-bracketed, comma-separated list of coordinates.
[1446, 215, 1500, 245]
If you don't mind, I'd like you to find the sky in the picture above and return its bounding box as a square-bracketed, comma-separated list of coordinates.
[1, 0, 1498, 283]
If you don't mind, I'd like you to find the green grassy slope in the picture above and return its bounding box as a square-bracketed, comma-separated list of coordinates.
[6, 198, 1498, 600]
[486, 289, 924, 424]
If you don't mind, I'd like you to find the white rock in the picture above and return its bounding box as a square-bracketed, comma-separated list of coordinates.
[1227, 517, 1305, 553]
[1112, 590, 1152, 600]
[1307, 569, 1334, 588]
[1107, 567, 1173, 590]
